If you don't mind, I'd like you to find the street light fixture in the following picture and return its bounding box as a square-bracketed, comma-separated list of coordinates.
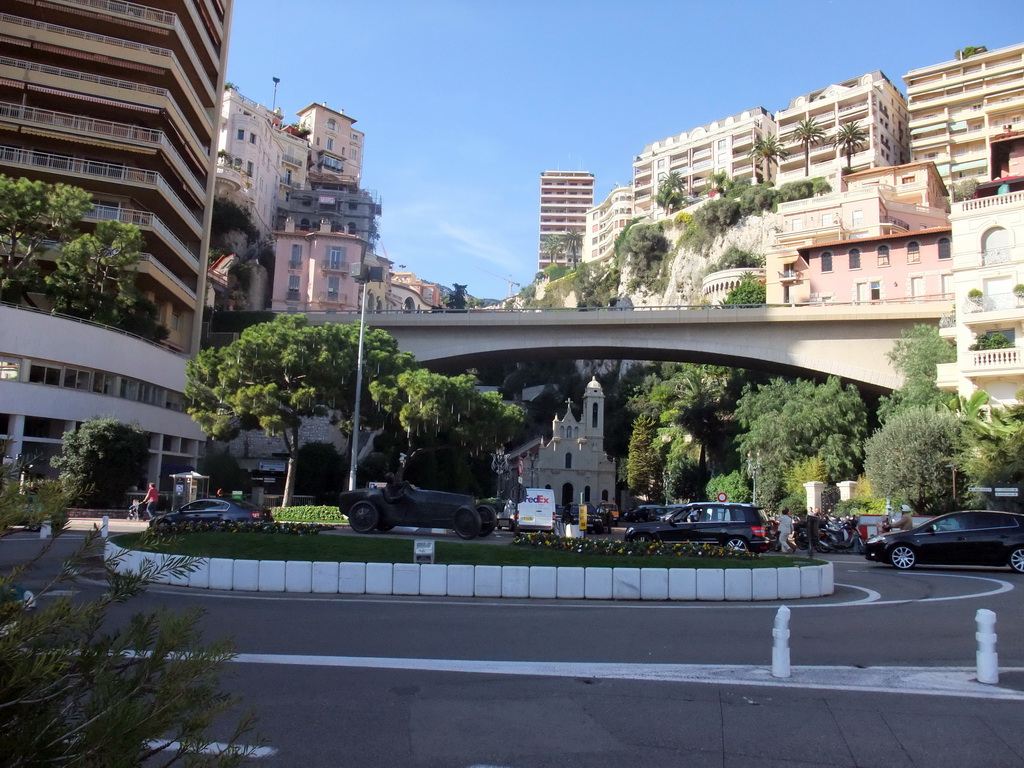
[747, 450, 762, 505]
[271, 76, 280, 111]
[347, 262, 382, 491]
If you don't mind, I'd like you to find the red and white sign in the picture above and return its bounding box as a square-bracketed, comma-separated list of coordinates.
[717, 492, 728, 502]
[517, 458, 524, 477]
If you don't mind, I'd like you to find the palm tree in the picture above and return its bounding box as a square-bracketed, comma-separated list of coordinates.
[707, 170, 731, 197]
[788, 118, 827, 177]
[748, 135, 788, 184]
[541, 234, 565, 265]
[831, 122, 869, 171]
[561, 229, 583, 267]
[654, 177, 683, 216]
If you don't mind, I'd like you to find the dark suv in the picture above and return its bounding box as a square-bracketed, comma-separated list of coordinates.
[623, 502, 769, 552]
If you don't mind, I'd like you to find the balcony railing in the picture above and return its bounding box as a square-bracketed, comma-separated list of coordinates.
[969, 347, 1022, 370]
[320, 260, 347, 273]
[0, 55, 168, 98]
[981, 247, 1013, 266]
[0, 147, 201, 232]
[963, 292, 1024, 314]
[87, 205, 198, 264]
[939, 311, 957, 328]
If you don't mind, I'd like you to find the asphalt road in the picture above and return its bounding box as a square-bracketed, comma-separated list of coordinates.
[6, 525, 1024, 767]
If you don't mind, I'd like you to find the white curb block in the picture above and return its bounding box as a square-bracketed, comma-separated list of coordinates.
[110, 548, 833, 601]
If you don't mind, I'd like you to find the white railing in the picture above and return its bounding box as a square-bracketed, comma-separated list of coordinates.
[87, 205, 198, 264]
[56, 0, 176, 25]
[981, 247, 1014, 266]
[971, 347, 1022, 369]
[964, 292, 1024, 313]
[136, 253, 195, 299]
[958, 190, 1024, 214]
[0, 147, 201, 232]
[0, 54, 168, 96]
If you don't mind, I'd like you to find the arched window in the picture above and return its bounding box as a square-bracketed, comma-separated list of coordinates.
[877, 245, 890, 266]
[347, 222, 357, 235]
[937, 238, 951, 260]
[820, 251, 833, 272]
[982, 227, 1010, 265]
[592, 403, 599, 429]
[848, 248, 861, 269]
[564, 453, 572, 469]
[326, 119, 337, 131]
[907, 241, 920, 264]
[584, 485, 591, 502]
[299, 218, 311, 230]
[404, 298, 415, 312]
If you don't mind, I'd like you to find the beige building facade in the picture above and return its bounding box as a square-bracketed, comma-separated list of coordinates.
[538, 170, 594, 270]
[905, 42, 1024, 194]
[582, 185, 635, 265]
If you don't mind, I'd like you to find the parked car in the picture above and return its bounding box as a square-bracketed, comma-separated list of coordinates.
[566, 503, 608, 534]
[340, 483, 498, 540]
[621, 504, 684, 523]
[864, 510, 1024, 572]
[496, 498, 518, 531]
[598, 501, 620, 527]
[623, 502, 770, 552]
[150, 498, 272, 528]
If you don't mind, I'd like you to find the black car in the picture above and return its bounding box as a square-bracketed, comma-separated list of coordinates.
[864, 510, 1024, 572]
[150, 498, 273, 528]
[621, 504, 684, 523]
[623, 502, 770, 552]
[341, 483, 497, 540]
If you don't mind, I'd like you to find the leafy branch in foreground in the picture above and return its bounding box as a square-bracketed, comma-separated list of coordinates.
[1, 458, 259, 766]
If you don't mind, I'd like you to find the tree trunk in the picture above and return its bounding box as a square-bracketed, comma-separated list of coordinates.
[281, 424, 300, 507]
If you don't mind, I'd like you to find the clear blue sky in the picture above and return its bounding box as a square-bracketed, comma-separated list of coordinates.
[226, 1, 1021, 300]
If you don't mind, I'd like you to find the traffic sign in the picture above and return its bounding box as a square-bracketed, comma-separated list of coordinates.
[717, 492, 728, 502]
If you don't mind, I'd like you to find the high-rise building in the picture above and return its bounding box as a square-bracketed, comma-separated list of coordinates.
[905, 42, 1024, 195]
[582, 185, 635, 266]
[538, 170, 594, 270]
[0, 0, 232, 355]
[0, 0, 232, 483]
[632, 108, 773, 217]
[774, 71, 910, 187]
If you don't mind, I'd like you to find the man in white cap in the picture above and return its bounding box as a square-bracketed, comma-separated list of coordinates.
[884, 504, 915, 533]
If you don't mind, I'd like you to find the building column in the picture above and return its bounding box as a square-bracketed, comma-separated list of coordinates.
[804, 481, 825, 514]
[837, 480, 858, 501]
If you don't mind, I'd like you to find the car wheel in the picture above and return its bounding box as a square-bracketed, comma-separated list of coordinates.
[725, 537, 749, 552]
[348, 501, 380, 534]
[1008, 547, 1024, 573]
[889, 545, 916, 570]
[453, 506, 482, 539]
[477, 505, 497, 537]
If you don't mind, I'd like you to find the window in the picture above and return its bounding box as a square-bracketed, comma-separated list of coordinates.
[820, 251, 833, 272]
[290, 244, 302, 269]
[877, 245, 890, 266]
[870, 281, 881, 301]
[327, 138, 334, 151]
[29, 364, 61, 386]
[592, 403, 598, 429]
[246, 161, 254, 176]
[326, 119, 337, 130]
[907, 241, 921, 264]
[901, 175, 915, 184]
[171, 313, 180, 331]
[0, 358, 20, 381]
[249, 133, 256, 144]
[821, 213, 834, 227]
[791, 217, 803, 232]
[938, 237, 951, 260]
[287, 274, 300, 294]
[942, 273, 954, 296]
[849, 248, 861, 269]
[328, 245, 344, 269]
[564, 453, 572, 469]
[910, 276, 925, 296]
[327, 276, 339, 297]
[93, 372, 115, 395]
[236, 129, 244, 140]
[851, 209, 863, 227]
[63, 368, 91, 390]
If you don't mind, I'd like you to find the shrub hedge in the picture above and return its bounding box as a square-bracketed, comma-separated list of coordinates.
[272, 505, 347, 524]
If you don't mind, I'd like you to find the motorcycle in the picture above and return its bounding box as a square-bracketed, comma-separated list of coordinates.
[820, 515, 864, 553]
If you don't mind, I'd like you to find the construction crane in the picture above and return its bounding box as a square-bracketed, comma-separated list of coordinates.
[477, 267, 522, 298]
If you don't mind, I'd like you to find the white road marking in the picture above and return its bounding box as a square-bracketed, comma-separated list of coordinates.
[229, 653, 1024, 701]
[146, 740, 276, 758]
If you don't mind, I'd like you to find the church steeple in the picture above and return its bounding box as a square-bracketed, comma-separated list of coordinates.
[582, 376, 605, 443]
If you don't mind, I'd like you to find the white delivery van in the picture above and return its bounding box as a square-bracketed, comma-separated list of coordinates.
[516, 488, 556, 532]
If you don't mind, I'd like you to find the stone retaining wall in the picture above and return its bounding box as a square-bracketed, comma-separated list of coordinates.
[105, 543, 834, 601]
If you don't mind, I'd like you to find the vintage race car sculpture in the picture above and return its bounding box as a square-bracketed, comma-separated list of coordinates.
[340, 483, 498, 539]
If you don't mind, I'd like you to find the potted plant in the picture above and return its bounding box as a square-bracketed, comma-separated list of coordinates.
[1014, 283, 1024, 301]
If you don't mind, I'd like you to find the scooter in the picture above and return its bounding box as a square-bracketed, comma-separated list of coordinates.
[819, 515, 864, 553]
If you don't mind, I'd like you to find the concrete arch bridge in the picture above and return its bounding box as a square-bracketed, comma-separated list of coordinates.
[310, 302, 951, 395]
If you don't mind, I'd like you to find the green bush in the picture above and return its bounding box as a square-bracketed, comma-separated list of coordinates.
[272, 505, 346, 523]
[834, 498, 888, 517]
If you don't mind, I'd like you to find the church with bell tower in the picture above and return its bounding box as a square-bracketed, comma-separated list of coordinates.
[507, 376, 617, 508]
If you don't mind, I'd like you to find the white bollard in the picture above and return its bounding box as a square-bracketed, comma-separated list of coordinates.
[39, 521, 51, 539]
[101, 515, 109, 539]
[976, 608, 998, 685]
[772, 605, 791, 678]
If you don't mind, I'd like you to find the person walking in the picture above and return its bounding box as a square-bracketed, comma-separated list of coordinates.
[142, 482, 159, 520]
[777, 507, 796, 554]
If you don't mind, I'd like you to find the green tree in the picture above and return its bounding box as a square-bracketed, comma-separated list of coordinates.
[370, 369, 524, 485]
[560, 229, 584, 266]
[831, 122, 869, 170]
[0, 174, 93, 302]
[961, 393, 1024, 491]
[864, 407, 961, 514]
[748, 135, 789, 184]
[877, 324, 956, 421]
[705, 470, 752, 503]
[736, 376, 868, 508]
[627, 414, 661, 501]
[186, 315, 416, 505]
[50, 417, 150, 508]
[706, 170, 731, 198]
[722, 273, 766, 305]
[541, 234, 565, 264]
[446, 283, 468, 309]
[44, 219, 167, 341]
[1, 462, 256, 766]
[654, 178, 683, 216]
[788, 117, 827, 177]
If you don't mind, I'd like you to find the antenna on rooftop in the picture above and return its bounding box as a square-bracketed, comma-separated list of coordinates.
[272, 77, 280, 110]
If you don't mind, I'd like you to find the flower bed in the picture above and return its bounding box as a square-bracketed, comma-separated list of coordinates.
[513, 532, 758, 560]
[152, 520, 330, 535]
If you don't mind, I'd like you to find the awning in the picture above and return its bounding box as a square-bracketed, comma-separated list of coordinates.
[951, 158, 987, 173]
[26, 84, 160, 114]
[21, 126, 154, 153]
[776, 250, 801, 264]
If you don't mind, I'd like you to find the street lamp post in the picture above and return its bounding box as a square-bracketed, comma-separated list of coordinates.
[747, 451, 762, 505]
[347, 276, 370, 492]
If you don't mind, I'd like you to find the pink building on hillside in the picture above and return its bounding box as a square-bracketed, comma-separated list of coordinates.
[791, 227, 954, 304]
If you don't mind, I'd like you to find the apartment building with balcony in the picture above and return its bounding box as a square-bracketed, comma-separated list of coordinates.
[582, 185, 635, 265]
[632, 108, 773, 218]
[538, 170, 594, 269]
[775, 71, 911, 188]
[766, 161, 952, 303]
[390, 271, 443, 311]
[0, 0, 231, 482]
[938, 155, 1024, 406]
[905, 42, 1024, 193]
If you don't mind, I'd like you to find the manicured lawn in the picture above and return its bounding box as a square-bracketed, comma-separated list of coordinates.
[113, 532, 818, 569]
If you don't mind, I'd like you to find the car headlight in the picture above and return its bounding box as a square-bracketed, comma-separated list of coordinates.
[866, 535, 885, 544]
